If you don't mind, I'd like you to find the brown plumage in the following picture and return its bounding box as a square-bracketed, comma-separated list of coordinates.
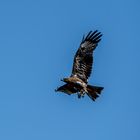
[55, 30, 104, 101]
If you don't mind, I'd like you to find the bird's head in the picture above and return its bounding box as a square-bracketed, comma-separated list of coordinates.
[61, 78, 69, 83]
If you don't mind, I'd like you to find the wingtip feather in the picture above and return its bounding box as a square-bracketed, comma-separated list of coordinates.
[84, 30, 102, 43]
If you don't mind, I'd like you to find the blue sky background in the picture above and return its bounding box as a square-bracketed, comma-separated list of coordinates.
[0, 0, 140, 139]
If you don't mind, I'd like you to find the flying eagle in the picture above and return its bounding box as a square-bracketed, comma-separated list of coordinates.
[55, 30, 104, 101]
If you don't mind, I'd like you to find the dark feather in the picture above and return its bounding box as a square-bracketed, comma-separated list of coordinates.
[55, 84, 78, 95]
[71, 31, 102, 83]
[87, 85, 104, 101]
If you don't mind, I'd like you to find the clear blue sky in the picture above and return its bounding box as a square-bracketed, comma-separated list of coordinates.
[0, 0, 140, 140]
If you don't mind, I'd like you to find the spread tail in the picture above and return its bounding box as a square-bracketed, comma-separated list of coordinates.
[86, 85, 104, 101]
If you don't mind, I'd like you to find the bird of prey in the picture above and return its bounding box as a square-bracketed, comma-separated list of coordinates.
[55, 30, 104, 101]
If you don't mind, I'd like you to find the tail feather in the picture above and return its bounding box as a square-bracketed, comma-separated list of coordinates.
[87, 85, 104, 101]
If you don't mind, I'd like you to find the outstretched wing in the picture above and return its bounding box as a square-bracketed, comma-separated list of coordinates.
[55, 84, 78, 95]
[71, 30, 102, 83]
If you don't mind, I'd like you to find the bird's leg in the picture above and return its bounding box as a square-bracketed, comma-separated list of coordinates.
[77, 88, 86, 98]
[78, 92, 81, 98]
[77, 83, 87, 98]
[77, 90, 84, 98]
[80, 86, 88, 97]
[80, 89, 85, 98]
